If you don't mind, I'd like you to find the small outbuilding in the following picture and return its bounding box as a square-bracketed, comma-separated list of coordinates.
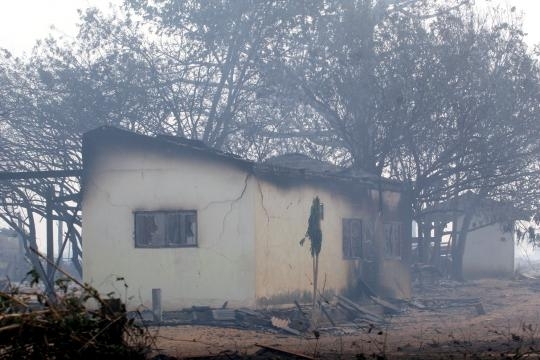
[423, 193, 527, 280]
[82, 126, 412, 310]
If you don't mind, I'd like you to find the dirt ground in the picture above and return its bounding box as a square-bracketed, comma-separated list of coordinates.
[150, 278, 540, 359]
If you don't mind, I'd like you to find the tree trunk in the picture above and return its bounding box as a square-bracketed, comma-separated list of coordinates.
[451, 208, 474, 281]
[430, 222, 443, 269]
[417, 221, 428, 263]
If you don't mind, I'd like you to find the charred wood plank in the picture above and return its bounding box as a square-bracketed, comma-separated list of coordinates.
[255, 343, 315, 359]
[336, 298, 359, 318]
[294, 300, 309, 320]
[336, 300, 382, 324]
[357, 277, 377, 298]
[235, 308, 260, 317]
[211, 309, 236, 321]
[336, 295, 384, 323]
[270, 316, 302, 336]
[370, 296, 401, 314]
[318, 301, 336, 326]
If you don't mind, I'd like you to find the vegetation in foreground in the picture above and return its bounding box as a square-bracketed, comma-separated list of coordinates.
[0, 271, 154, 360]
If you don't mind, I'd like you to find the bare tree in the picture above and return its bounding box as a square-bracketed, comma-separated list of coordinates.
[1, 0, 538, 285]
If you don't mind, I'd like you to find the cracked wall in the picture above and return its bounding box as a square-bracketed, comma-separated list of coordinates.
[82, 142, 257, 310]
[83, 134, 412, 310]
[253, 178, 411, 304]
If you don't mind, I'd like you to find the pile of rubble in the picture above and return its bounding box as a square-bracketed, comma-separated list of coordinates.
[141, 292, 404, 337]
[141, 288, 487, 339]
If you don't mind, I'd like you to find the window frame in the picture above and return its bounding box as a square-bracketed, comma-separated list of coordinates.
[134, 210, 198, 248]
[383, 221, 403, 260]
[342, 218, 363, 260]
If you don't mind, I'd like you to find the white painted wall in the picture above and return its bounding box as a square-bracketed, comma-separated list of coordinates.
[462, 220, 514, 279]
[83, 147, 256, 310]
[83, 135, 412, 309]
[254, 180, 357, 304]
[253, 179, 411, 304]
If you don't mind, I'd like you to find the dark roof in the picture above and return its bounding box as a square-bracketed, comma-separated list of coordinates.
[259, 153, 384, 184]
[83, 126, 404, 191]
[83, 125, 248, 166]
[264, 153, 344, 173]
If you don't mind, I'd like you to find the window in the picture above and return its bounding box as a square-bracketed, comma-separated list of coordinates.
[384, 222, 402, 259]
[134, 211, 197, 248]
[343, 218, 363, 259]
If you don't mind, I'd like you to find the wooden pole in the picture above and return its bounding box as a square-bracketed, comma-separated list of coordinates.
[152, 288, 162, 323]
[46, 187, 54, 282]
[57, 186, 64, 262]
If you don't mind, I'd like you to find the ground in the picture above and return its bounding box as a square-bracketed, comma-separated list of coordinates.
[150, 278, 540, 359]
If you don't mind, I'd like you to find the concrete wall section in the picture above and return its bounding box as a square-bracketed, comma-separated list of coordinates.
[253, 178, 412, 305]
[83, 144, 257, 310]
[462, 221, 514, 279]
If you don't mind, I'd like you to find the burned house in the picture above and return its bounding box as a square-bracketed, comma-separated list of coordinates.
[82, 126, 412, 310]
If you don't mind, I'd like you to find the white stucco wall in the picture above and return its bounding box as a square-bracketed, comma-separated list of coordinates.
[253, 179, 411, 304]
[462, 220, 514, 279]
[83, 146, 257, 310]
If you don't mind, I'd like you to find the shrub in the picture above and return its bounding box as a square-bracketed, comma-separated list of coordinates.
[0, 274, 154, 359]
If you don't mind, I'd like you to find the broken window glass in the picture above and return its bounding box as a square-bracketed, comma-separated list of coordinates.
[134, 211, 198, 248]
[184, 213, 197, 245]
[165, 213, 181, 245]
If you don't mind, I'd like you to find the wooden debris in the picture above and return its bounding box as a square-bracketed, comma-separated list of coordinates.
[291, 300, 310, 331]
[255, 343, 315, 359]
[409, 297, 487, 315]
[294, 300, 307, 317]
[211, 309, 236, 321]
[236, 308, 260, 317]
[0, 323, 21, 336]
[336, 299, 355, 317]
[149, 295, 393, 335]
[271, 316, 302, 336]
[417, 297, 481, 309]
[177, 350, 243, 360]
[338, 307, 380, 325]
[294, 300, 309, 321]
[336, 295, 384, 323]
[319, 301, 336, 326]
[0, 309, 51, 321]
[191, 306, 214, 323]
[357, 277, 377, 298]
[370, 296, 401, 314]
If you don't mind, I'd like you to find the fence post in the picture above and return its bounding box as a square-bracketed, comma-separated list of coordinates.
[152, 288, 162, 323]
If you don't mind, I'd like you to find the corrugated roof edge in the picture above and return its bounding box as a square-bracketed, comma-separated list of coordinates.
[254, 163, 405, 191]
